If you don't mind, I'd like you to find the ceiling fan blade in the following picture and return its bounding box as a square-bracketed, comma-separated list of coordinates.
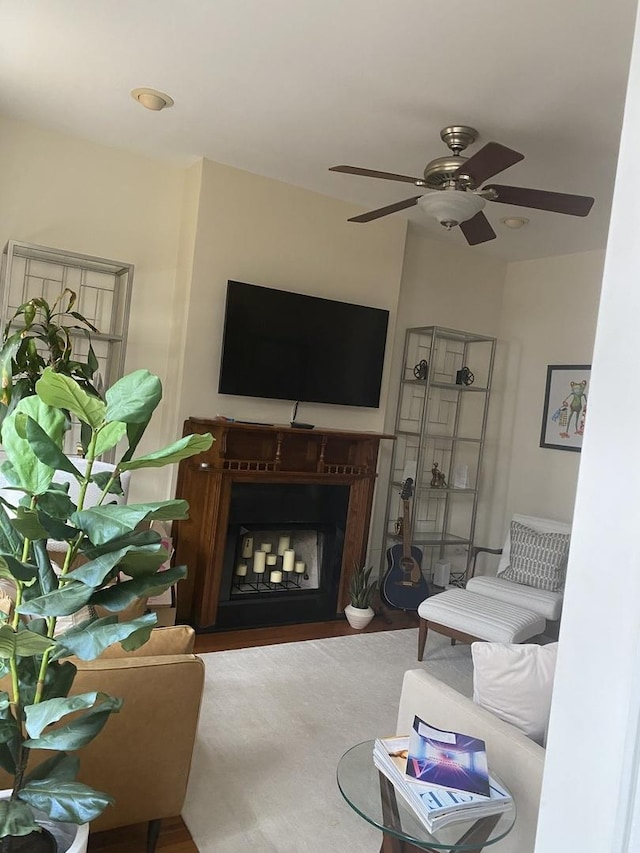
[484, 184, 595, 216]
[459, 211, 497, 245]
[348, 196, 422, 223]
[455, 142, 524, 186]
[330, 165, 422, 184]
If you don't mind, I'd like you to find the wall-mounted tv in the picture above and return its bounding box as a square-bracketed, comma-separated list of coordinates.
[218, 280, 389, 408]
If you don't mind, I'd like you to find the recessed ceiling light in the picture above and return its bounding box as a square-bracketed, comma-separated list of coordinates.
[131, 88, 174, 112]
[501, 217, 529, 229]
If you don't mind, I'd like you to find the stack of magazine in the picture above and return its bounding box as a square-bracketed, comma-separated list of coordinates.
[373, 715, 512, 832]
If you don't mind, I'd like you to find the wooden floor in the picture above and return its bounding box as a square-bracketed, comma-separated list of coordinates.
[88, 609, 419, 852]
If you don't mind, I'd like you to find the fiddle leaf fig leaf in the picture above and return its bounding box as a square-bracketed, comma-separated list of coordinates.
[71, 501, 188, 546]
[53, 612, 157, 661]
[105, 370, 162, 424]
[35, 368, 105, 428]
[25, 691, 100, 739]
[94, 421, 127, 458]
[10, 507, 50, 540]
[2, 397, 66, 494]
[23, 694, 122, 751]
[18, 581, 93, 618]
[24, 416, 81, 477]
[0, 797, 40, 837]
[91, 564, 186, 612]
[19, 779, 114, 825]
[119, 432, 213, 471]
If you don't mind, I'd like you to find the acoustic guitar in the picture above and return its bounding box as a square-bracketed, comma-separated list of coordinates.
[381, 478, 429, 610]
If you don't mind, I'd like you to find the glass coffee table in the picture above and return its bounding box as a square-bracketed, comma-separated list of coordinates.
[337, 741, 516, 852]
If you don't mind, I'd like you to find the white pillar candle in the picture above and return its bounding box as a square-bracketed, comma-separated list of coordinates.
[241, 537, 254, 558]
[253, 550, 266, 574]
[277, 535, 291, 556]
[266, 554, 278, 566]
[282, 549, 295, 572]
[294, 560, 306, 574]
[270, 570, 283, 583]
[236, 563, 248, 577]
[260, 542, 272, 553]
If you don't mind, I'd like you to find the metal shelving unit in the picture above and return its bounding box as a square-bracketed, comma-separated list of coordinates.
[0, 240, 134, 457]
[381, 325, 496, 587]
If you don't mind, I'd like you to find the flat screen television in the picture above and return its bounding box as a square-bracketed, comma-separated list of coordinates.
[218, 280, 389, 408]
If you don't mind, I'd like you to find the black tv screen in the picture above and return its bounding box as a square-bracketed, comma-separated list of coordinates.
[218, 281, 389, 408]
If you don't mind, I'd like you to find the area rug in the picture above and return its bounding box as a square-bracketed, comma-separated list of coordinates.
[182, 628, 473, 852]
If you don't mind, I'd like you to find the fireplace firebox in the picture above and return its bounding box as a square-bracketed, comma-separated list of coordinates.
[173, 419, 394, 630]
[216, 483, 349, 629]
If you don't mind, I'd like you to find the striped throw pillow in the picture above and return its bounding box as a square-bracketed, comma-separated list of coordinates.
[500, 520, 570, 591]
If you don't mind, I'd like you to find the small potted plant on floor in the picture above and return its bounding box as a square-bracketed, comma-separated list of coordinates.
[0, 366, 212, 851]
[345, 564, 377, 629]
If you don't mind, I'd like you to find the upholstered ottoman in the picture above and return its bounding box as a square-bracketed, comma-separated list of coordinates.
[417, 588, 546, 660]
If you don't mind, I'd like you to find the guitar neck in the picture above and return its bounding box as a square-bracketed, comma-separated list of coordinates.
[402, 500, 412, 559]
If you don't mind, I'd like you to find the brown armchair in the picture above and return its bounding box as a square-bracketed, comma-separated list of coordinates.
[0, 625, 204, 853]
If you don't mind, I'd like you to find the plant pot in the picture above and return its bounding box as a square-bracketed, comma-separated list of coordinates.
[344, 604, 375, 630]
[0, 792, 88, 853]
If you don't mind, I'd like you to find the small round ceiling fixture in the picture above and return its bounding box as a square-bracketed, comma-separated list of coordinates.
[131, 88, 174, 112]
[501, 216, 529, 229]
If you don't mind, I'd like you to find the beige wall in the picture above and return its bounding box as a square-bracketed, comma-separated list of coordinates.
[0, 115, 187, 502]
[370, 223, 507, 572]
[176, 158, 408, 433]
[488, 249, 605, 545]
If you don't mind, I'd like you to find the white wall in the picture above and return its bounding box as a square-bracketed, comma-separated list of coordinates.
[0, 115, 187, 502]
[535, 4, 640, 848]
[176, 158, 408, 433]
[486, 250, 605, 545]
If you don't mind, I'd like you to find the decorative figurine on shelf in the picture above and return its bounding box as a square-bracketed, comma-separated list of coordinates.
[413, 359, 429, 380]
[456, 365, 475, 386]
[430, 461, 447, 488]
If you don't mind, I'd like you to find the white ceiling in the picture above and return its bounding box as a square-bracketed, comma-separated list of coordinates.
[0, 0, 637, 262]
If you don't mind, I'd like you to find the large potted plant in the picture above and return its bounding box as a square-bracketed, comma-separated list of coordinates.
[0, 365, 212, 851]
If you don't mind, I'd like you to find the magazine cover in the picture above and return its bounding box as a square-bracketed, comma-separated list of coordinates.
[405, 715, 490, 798]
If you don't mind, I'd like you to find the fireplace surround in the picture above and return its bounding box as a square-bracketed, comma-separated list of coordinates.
[172, 418, 394, 630]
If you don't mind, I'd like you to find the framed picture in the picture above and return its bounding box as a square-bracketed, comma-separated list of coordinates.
[540, 364, 591, 452]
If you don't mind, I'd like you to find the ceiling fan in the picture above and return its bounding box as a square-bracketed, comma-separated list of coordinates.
[329, 125, 595, 245]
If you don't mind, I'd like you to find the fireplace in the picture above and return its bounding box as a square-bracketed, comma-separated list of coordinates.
[172, 419, 394, 630]
[216, 483, 349, 629]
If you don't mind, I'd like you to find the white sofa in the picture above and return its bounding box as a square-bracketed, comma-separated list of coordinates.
[396, 669, 545, 853]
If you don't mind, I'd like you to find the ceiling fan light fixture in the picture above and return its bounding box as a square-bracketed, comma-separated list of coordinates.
[131, 87, 174, 112]
[417, 190, 486, 229]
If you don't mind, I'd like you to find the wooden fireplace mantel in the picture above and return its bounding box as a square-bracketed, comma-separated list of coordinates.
[173, 418, 394, 628]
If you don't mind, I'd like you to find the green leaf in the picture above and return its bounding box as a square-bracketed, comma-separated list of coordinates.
[105, 370, 162, 424]
[0, 553, 38, 583]
[18, 582, 93, 618]
[10, 506, 50, 540]
[121, 418, 148, 462]
[2, 397, 67, 494]
[35, 368, 105, 428]
[94, 420, 127, 457]
[0, 332, 22, 407]
[25, 691, 100, 739]
[90, 470, 123, 496]
[36, 488, 76, 520]
[53, 612, 157, 661]
[0, 500, 22, 554]
[91, 564, 186, 611]
[0, 717, 19, 745]
[19, 779, 113, 824]
[24, 694, 122, 750]
[120, 432, 213, 471]
[0, 625, 55, 658]
[80, 527, 160, 559]
[71, 501, 188, 546]
[23, 752, 78, 786]
[32, 540, 58, 596]
[0, 797, 40, 837]
[118, 545, 170, 577]
[24, 416, 82, 479]
[68, 547, 133, 587]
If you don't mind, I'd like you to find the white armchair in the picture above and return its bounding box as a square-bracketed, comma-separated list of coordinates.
[466, 513, 571, 624]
